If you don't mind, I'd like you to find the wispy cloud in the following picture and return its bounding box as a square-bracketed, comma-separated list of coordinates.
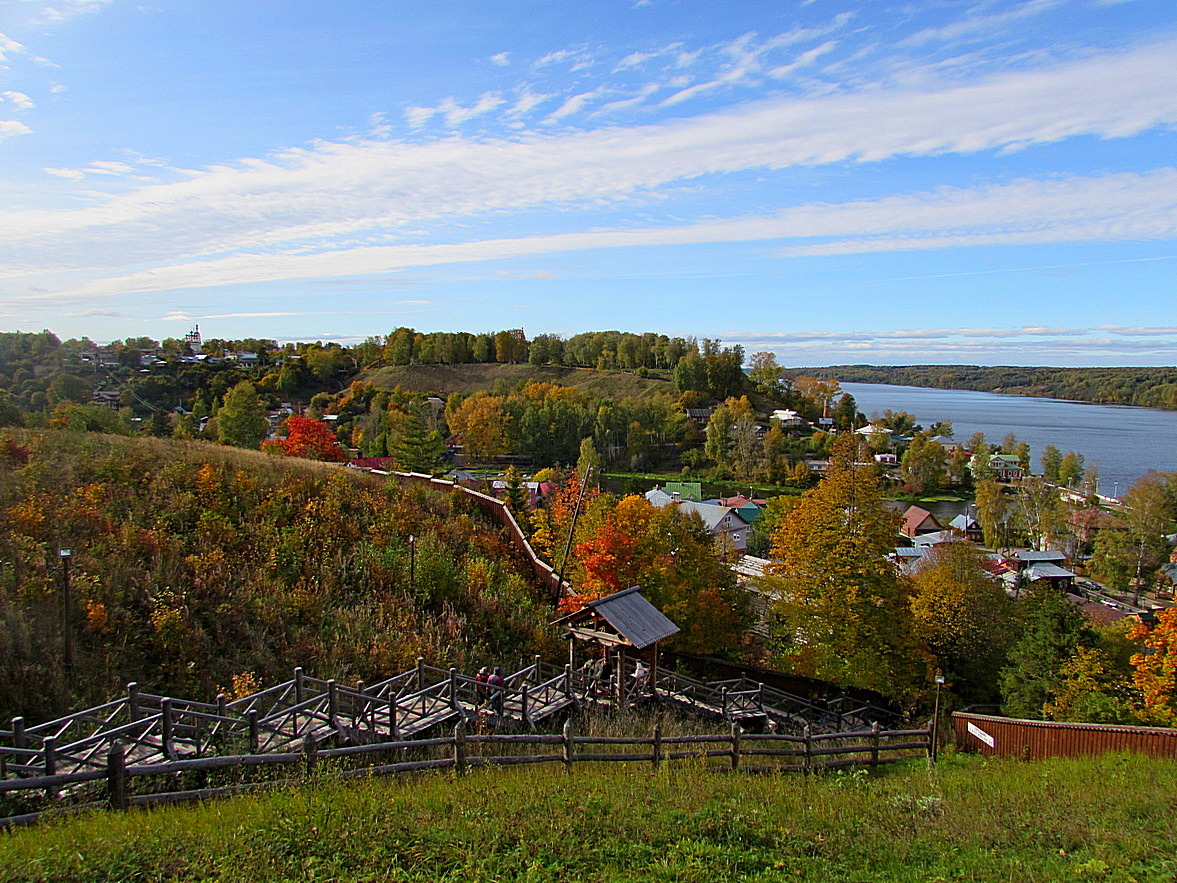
[4, 38, 1177, 299]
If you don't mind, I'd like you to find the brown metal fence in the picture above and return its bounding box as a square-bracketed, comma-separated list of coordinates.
[953, 712, 1177, 761]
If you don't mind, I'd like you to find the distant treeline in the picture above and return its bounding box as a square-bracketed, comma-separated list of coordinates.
[794, 365, 1177, 411]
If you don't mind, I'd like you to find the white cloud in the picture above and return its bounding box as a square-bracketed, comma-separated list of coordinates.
[404, 105, 436, 128]
[0, 120, 32, 139]
[904, 0, 1066, 47]
[2, 91, 34, 110]
[490, 52, 510, 66]
[0, 33, 26, 63]
[43, 166, 86, 179]
[4, 38, 1177, 296]
[544, 89, 602, 123]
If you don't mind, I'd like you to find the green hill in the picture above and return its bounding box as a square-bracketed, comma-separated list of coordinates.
[1, 751, 1173, 881]
[360, 362, 678, 400]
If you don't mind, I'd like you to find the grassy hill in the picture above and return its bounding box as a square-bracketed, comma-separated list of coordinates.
[360, 362, 679, 400]
[1, 750, 1173, 881]
[0, 430, 558, 723]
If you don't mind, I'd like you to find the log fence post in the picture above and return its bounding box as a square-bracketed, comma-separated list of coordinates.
[417, 657, 426, 692]
[42, 736, 56, 800]
[248, 710, 259, 755]
[454, 719, 467, 775]
[562, 719, 574, 773]
[520, 684, 529, 723]
[304, 732, 317, 775]
[127, 683, 139, 722]
[653, 724, 662, 768]
[803, 725, 812, 776]
[355, 680, 366, 731]
[106, 743, 127, 811]
[162, 698, 175, 760]
[449, 668, 459, 710]
[870, 722, 881, 771]
[294, 667, 304, 705]
[533, 654, 542, 681]
[328, 679, 339, 725]
[730, 723, 741, 771]
[11, 717, 24, 750]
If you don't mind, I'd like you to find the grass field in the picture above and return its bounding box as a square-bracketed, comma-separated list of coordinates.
[2, 749, 1174, 882]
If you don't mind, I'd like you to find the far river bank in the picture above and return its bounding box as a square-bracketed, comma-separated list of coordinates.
[840, 381, 1177, 496]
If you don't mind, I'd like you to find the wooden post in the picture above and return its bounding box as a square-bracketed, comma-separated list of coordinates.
[562, 719, 574, 773]
[107, 743, 127, 811]
[127, 683, 139, 722]
[534, 654, 542, 682]
[11, 717, 24, 749]
[615, 650, 625, 706]
[248, 709, 259, 754]
[216, 693, 227, 719]
[454, 719, 467, 775]
[870, 722, 881, 771]
[650, 644, 659, 700]
[417, 657, 426, 692]
[294, 667, 304, 704]
[563, 664, 573, 700]
[162, 698, 175, 760]
[730, 723, 741, 771]
[328, 679, 339, 724]
[757, 683, 764, 714]
[803, 725, 812, 776]
[721, 685, 728, 720]
[653, 724, 662, 768]
[42, 735, 56, 778]
[42, 736, 56, 800]
[449, 668, 459, 709]
[304, 732, 317, 775]
[390, 696, 399, 739]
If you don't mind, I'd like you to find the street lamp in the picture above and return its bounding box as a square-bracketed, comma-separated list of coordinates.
[58, 548, 74, 688]
[408, 535, 416, 590]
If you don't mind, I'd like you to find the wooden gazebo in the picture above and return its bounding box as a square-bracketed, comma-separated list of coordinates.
[552, 586, 680, 701]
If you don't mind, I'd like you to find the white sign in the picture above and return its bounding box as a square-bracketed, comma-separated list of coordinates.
[967, 721, 995, 748]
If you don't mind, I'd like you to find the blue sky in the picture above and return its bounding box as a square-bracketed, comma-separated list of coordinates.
[1, 0, 1175, 366]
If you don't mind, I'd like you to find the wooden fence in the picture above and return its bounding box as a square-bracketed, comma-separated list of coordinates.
[0, 720, 931, 830]
[953, 712, 1177, 761]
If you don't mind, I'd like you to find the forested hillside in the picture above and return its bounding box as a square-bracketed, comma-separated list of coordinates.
[797, 364, 1177, 410]
[0, 431, 559, 723]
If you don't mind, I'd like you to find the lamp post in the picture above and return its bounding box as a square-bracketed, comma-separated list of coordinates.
[931, 675, 945, 763]
[408, 535, 415, 590]
[58, 548, 74, 689]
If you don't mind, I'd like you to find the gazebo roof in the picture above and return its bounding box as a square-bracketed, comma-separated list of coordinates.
[553, 586, 680, 650]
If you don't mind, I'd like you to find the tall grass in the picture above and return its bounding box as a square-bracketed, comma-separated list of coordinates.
[1, 751, 1174, 882]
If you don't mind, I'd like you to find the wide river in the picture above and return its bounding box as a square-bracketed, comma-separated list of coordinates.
[840, 382, 1177, 497]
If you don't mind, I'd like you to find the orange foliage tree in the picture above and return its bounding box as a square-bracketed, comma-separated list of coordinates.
[1129, 607, 1177, 726]
[566, 494, 749, 656]
[262, 416, 347, 461]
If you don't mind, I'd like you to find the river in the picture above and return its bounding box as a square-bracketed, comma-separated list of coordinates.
[840, 382, 1177, 497]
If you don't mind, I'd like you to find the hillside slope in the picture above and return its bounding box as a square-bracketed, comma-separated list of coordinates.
[0, 430, 558, 723]
[360, 362, 678, 399]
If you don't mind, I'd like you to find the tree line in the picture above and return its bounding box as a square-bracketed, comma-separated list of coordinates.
[798, 364, 1177, 411]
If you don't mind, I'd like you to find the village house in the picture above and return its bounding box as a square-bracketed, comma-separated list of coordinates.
[900, 505, 942, 539]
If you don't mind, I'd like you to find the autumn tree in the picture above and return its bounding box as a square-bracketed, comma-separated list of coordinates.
[762, 435, 923, 702]
[571, 495, 750, 656]
[262, 415, 347, 461]
[908, 541, 1013, 703]
[900, 432, 947, 495]
[447, 393, 509, 462]
[1128, 607, 1177, 726]
[215, 381, 269, 449]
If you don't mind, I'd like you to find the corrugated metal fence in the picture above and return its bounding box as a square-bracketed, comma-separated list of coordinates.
[953, 712, 1177, 761]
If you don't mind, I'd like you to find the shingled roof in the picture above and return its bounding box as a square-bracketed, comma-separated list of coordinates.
[553, 586, 680, 650]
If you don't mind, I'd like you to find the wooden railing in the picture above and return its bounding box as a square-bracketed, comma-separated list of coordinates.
[0, 719, 932, 829]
